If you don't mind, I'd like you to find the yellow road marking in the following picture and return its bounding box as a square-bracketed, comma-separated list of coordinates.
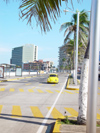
[48, 107, 64, 119]
[25, 77, 31, 78]
[30, 106, 43, 118]
[98, 93, 100, 95]
[0, 88, 5, 91]
[25, 83, 31, 85]
[74, 91, 79, 94]
[10, 88, 14, 92]
[12, 106, 22, 118]
[37, 89, 43, 93]
[52, 84, 56, 86]
[64, 90, 73, 94]
[19, 89, 24, 92]
[28, 89, 34, 92]
[64, 108, 78, 117]
[55, 90, 60, 93]
[39, 84, 43, 86]
[0, 105, 3, 114]
[98, 87, 100, 89]
[46, 90, 53, 93]
[8, 79, 18, 81]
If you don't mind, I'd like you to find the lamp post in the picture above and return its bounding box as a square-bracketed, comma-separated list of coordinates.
[63, 10, 90, 85]
[86, 0, 100, 132]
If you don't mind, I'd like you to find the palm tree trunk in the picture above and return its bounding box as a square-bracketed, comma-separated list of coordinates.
[77, 39, 89, 124]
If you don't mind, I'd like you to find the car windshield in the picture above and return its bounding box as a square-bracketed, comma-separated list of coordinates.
[49, 75, 57, 77]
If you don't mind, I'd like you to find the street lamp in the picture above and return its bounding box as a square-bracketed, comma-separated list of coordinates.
[63, 9, 90, 85]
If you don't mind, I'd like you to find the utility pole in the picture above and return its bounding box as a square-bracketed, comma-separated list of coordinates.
[86, 0, 100, 132]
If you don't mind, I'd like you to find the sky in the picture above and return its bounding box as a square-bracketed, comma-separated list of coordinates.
[0, 0, 91, 67]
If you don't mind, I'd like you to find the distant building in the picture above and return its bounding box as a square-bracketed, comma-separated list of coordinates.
[58, 45, 69, 69]
[23, 60, 53, 72]
[11, 44, 38, 67]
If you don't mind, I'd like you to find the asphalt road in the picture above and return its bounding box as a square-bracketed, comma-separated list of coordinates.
[0, 73, 100, 133]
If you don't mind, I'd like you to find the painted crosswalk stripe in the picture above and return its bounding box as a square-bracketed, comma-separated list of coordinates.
[55, 90, 60, 93]
[37, 89, 43, 93]
[30, 106, 43, 118]
[47, 107, 64, 119]
[52, 84, 55, 86]
[46, 90, 53, 93]
[25, 83, 31, 85]
[39, 84, 43, 86]
[0, 88, 5, 91]
[28, 89, 34, 92]
[19, 89, 24, 92]
[65, 90, 73, 94]
[0, 105, 3, 114]
[64, 107, 78, 117]
[10, 88, 14, 92]
[12, 106, 22, 118]
[97, 113, 100, 119]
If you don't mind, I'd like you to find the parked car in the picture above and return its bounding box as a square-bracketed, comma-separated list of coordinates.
[47, 73, 59, 84]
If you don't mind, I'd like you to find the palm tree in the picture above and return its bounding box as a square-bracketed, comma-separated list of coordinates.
[60, 10, 89, 83]
[77, 34, 90, 125]
[64, 38, 87, 81]
[18, 0, 81, 32]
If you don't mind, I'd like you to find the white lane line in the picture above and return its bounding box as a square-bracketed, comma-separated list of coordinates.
[36, 77, 68, 133]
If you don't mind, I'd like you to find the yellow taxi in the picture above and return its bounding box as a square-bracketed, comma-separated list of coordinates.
[47, 73, 59, 84]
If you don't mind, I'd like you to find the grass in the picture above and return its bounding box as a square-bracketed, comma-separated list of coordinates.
[58, 116, 100, 127]
[58, 116, 78, 125]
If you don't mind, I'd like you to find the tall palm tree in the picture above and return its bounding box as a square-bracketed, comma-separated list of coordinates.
[60, 10, 89, 83]
[65, 39, 86, 72]
[18, 0, 81, 32]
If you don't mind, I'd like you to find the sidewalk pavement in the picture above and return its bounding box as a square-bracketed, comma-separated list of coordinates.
[53, 118, 100, 133]
[66, 76, 80, 90]
[52, 75, 100, 133]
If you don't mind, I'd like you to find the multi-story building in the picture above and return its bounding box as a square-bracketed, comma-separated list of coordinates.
[11, 44, 38, 67]
[23, 60, 53, 72]
[58, 45, 69, 69]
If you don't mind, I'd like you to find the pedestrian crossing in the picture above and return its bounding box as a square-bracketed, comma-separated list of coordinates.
[0, 88, 100, 95]
[0, 88, 79, 94]
[0, 105, 100, 119]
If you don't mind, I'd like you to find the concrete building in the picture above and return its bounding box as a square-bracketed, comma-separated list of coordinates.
[23, 60, 53, 72]
[58, 45, 69, 69]
[11, 44, 38, 67]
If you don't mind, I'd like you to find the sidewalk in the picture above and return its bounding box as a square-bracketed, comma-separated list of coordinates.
[66, 75, 80, 90]
[53, 118, 100, 133]
[52, 75, 100, 133]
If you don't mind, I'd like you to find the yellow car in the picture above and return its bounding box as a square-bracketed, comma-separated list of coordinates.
[47, 73, 59, 84]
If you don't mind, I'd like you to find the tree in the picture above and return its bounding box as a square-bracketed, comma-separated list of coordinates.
[60, 10, 89, 83]
[19, 0, 81, 32]
[77, 36, 90, 124]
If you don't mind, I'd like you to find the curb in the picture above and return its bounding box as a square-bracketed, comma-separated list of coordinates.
[52, 119, 61, 133]
[66, 78, 79, 90]
[0, 75, 37, 83]
[0, 80, 8, 83]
